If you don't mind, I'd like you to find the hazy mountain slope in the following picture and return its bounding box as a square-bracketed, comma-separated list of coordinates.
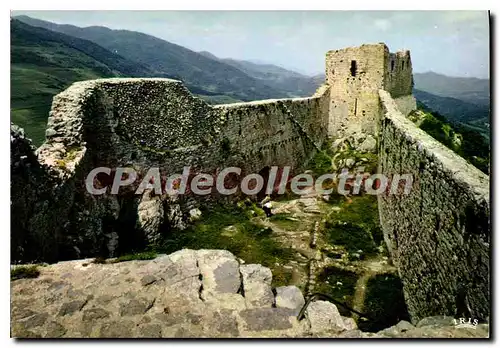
[15, 15, 287, 102]
[413, 89, 490, 137]
[11, 19, 161, 145]
[412, 73, 490, 138]
[12, 15, 490, 144]
[413, 72, 490, 107]
[199, 51, 321, 97]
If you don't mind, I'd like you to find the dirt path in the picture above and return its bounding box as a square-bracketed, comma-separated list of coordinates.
[254, 190, 396, 322]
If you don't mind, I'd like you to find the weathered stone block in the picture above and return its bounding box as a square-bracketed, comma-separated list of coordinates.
[275, 286, 305, 315]
[305, 300, 347, 334]
[240, 264, 274, 307]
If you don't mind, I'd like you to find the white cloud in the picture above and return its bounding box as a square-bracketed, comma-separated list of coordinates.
[442, 11, 487, 24]
[374, 19, 392, 31]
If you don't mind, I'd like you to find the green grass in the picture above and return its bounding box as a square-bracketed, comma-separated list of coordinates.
[64, 146, 83, 161]
[309, 150, 334, 177]
[315, 268, 410, 332]
[314, 266, 358, 317]
[324, 195, 383, 260]
[271, 266, 295, 289]
[11, 265, 41, 280]
[307, 141, 379, 183]
[334, 149, 378, 174]
[157, 204, 295, 287]
[112, 251, 158, 263]
[409, 109, 490, 174]
[269, 213, 305, 231]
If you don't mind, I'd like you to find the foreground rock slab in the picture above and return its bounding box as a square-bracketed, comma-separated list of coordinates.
[11, 249, 489, 338]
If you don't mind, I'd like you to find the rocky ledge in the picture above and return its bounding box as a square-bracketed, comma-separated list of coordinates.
[11, 249, 489, 338]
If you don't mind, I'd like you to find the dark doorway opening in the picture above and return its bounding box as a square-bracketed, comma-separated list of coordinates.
[350, 60, 357, 77]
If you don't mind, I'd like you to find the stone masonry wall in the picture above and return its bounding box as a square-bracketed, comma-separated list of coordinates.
[10, 125, 68, 263]
[384, 50, 413, 98]
[378, 90, 490, 323]
[393, 95, 417, 117]
[325, 44, 414, 139]
[40, 78, 328, 179]
[13, 78, 329, 262]
[326, 44, 387, 138]
[214, 84, 330, 174]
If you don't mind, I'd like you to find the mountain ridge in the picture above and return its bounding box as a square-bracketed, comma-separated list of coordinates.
[11, 18, 164, 144]
[11, 15, 490, 145]
[14, 15, 292, 102]
[413, 71, 490, 107]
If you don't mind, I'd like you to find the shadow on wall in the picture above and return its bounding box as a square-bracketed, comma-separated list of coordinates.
[357, 274, 411, 332]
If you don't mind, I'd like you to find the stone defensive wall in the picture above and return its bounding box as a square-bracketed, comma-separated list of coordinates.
[12, 78, 330, 263]
[39, 78, 330, 178]
[377, 90, 490, 323]
[214, 84, 330, 174]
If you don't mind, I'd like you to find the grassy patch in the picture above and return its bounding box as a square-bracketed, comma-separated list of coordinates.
[157, 204, 295, 281]
[314, 266, 358, 317]
[55, 159, 68, 170]
[334, 149, 378, 174]
[325, 222, 377, 260]
[357, 273, 410, 332]
[271, 266, 295, 288]
[324, 195, 383, 259]
[309, 150, 334, 177]
[64, 146, 82, 161]
[321, 193, 346, 207]
[307, 141, 379, 185]
[409, 108, 490, 174]
[11, 265, 40, 280]
[112, 251, 158, 263]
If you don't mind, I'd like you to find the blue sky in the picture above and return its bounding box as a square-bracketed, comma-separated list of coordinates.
[12, 10, 490, 78]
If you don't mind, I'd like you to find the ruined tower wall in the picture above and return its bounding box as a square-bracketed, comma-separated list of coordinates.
[384, 50, 417, 116]
[325, 44, 387, 138]
[384, 51, 414, 98]
[325, 44, 416, 139]
[378, 90, 490, 323]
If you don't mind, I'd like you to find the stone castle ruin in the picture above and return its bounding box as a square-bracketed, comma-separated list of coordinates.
[11, 43, 490, 326]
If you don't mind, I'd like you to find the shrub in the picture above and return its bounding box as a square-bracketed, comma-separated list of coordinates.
[11, 265, 40, 280]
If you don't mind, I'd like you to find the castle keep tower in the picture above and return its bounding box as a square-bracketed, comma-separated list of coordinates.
[325, 43, 415, 138]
